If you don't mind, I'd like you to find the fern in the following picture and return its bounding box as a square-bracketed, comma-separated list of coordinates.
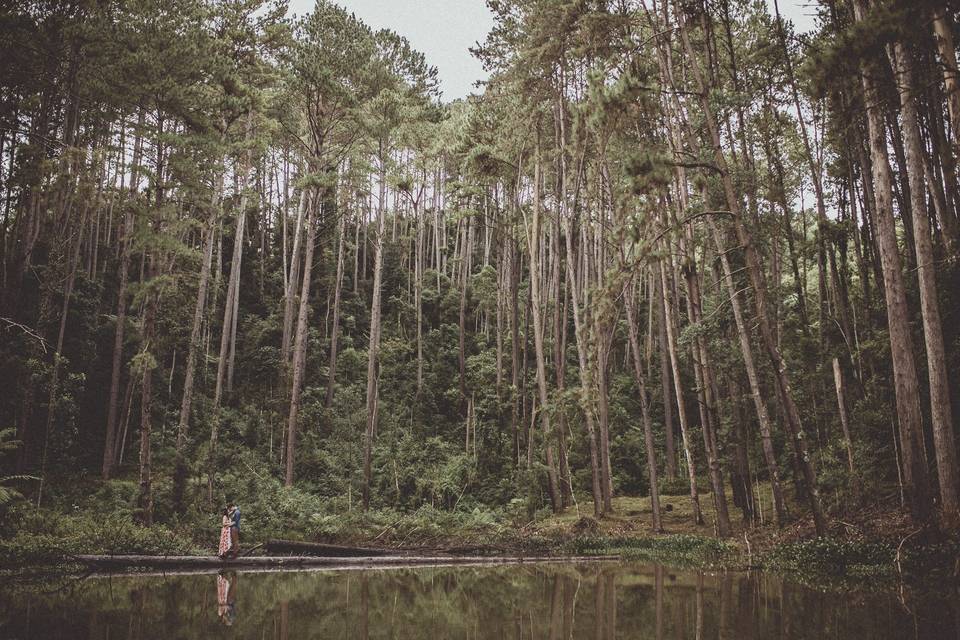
[0, 428, 37, 506]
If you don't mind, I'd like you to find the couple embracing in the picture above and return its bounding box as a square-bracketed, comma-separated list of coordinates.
[217, 502, 241, 559]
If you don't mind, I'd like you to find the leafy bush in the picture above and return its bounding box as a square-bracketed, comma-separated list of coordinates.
[762, 538, 894, 577]
[658, 476, 708, 496]
[0, 513, 196, 567]
[568, 533, 736, 565]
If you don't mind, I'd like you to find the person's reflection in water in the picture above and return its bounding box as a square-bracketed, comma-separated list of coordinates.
[216, 570, 238, 626]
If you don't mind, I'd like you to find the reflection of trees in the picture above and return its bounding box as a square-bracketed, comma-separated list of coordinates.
[1, 564, 958, 638]
[655, 565, 663, 640]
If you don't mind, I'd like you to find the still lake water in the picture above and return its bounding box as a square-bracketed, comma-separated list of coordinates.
[1, 561, 957, 639]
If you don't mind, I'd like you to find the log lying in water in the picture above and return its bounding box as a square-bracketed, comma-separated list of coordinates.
[74, 554, 619, 570]
[263, 540, 391, 557]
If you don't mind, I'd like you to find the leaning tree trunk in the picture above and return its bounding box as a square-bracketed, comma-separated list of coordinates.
[681, 237, 730, 537]
[206, 190, 247, 499]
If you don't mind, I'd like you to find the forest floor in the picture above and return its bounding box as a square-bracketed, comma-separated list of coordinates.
[3, 478, 956, 591]
[532, 489, 917, 553]
[515, 489, 958, 590]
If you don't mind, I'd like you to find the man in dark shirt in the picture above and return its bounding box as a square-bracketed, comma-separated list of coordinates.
[227, 502, 240, 558]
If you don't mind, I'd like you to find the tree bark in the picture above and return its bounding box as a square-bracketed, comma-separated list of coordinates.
[932, 7, 960, 157]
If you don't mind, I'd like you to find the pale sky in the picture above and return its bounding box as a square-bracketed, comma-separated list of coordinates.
[289, 0, 494, 102]
[288, 0, 819, 103]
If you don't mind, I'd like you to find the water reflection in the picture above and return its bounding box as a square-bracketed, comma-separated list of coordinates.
[216, 571, 237, 626]
[0, 562, 957, 639]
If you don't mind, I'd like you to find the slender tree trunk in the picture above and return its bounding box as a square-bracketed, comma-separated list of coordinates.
[727, 377, 755, 523]
[625, 281, 663, 532]
[832, 358, 856, 478]
[510, 235, 522, 465]
[657, 254, 704, 526]
[707, 217, 788, 526]
[136, 256, 158, 526]
[655, 271, 677, 479]
[415, 200, 425, 396]
[37, 200, 87, 505]
[675, 6, 827, 535]
[525, 150, 561, 513]
[207, 119, 253, 499]
[102, 109, 144, 480]
[552, 212, 572, 508]
[458, 215, 470, 408]
[325, 211, 346, 408]
[285, 193, 317, 487]
[563, 218, 603, 518]
[681, 239, 730, 536]
[362, 153, 388, 510]
[891, 40, 959, 524]
[281, 188, 308, 366]
[852, 0, 932, 523]
[173, 180, 220, 511]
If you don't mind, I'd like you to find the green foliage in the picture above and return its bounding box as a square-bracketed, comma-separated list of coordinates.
[0, 510, 197, 567]
[659, 475, 709, 496]
[762, 538, 896, 585]
[569, 533, 736, 565]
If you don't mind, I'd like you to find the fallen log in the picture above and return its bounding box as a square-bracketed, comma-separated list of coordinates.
[264, 540, 391, 557]
[73, 554, 620, 570]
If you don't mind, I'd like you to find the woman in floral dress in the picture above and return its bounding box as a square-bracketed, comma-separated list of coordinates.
[217, 508, 232, 558]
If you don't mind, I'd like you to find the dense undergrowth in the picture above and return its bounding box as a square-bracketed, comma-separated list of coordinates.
[3, 474, 957, 595]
